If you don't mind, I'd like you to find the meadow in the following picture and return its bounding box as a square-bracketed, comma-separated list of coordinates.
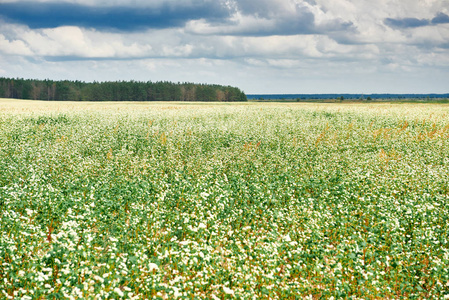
[1, 98, 449, 299]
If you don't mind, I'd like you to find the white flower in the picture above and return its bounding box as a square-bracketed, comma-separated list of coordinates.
[283, 234, 292, 242]
[223, 286, 234, 295]
[173, 287, 182, 298]
[198, 223, 207, 229]
[114, 287, 124, 297]
[148, 263, 159, 271]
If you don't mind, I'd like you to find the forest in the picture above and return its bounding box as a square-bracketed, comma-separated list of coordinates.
[0, 77, 247, 102]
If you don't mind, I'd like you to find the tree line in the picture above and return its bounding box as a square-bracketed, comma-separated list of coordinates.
[0, 77, 247, 102]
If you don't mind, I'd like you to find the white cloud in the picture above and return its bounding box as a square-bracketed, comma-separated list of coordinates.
[408, 25, 449, 48]
[0, 25, 153, 59]
[0, 34, 33, 55]
[185, 14, 278, 36]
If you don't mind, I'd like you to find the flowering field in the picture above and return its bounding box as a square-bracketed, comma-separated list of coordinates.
[1, 99, 449, 299]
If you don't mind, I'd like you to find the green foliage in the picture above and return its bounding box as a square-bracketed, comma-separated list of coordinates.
[1, 102, 449, 299]
[0, 77, 247, 102]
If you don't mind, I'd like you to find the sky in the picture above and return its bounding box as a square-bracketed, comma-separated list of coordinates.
[0, 0, 448, 94]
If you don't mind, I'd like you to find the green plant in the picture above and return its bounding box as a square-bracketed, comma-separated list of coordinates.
[1, 100, 448, 299]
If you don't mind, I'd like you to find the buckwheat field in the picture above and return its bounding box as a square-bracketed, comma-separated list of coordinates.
[1, 99, 449, 299]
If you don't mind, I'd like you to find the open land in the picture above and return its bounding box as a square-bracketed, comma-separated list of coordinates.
[1, 99, 449, 299]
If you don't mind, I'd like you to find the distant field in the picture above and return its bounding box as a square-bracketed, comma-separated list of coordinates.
[1, 98, 449, 299]
[247, 94, 449, 103]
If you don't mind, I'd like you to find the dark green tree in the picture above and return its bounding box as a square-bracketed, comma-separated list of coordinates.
[0, 77, 247, 102]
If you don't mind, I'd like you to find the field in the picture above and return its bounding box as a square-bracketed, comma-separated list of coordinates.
[1, 98, 449, 299]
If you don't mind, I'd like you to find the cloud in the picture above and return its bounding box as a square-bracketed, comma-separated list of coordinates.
[0, 25, 153, 59]
[385, 12, 449, 29]
[185, 13, 319, 37]
[186, 0, 354, 36]
[0, 1, 230, 31]
[0, 0, 355, 37]
[431, 12, 449, 25]
[0, 34, 33, 56]
[384, 18, 430, 29]
[0, 0, 359, 62]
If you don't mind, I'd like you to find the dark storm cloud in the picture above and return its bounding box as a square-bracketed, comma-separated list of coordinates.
[186, 0, 354, 37]
[384, 17, 429, 29]
[431, 12, 449, 25]
[385, 12, 449, 29]
[0, 0, 354, 37]
[235, 0, 319, 34]
[0, 1, 231, 31]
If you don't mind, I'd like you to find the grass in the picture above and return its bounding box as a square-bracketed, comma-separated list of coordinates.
[1, 98, 449, 299]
